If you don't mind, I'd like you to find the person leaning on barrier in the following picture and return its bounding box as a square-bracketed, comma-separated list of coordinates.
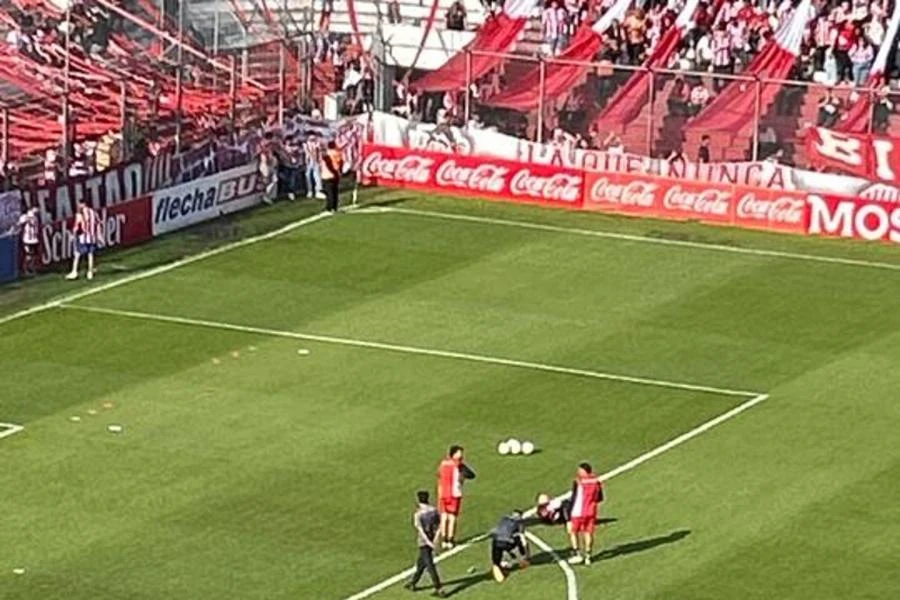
[320, 141, 344, 213]
[258, 144, 278, 205]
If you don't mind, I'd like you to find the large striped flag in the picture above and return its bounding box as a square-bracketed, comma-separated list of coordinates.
[686, 0, 815, 133]
[414, 0, 538, 93]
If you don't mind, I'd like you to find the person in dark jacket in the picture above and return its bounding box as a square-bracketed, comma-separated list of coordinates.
[404, 491, 447, 597]
[489, 510, 530, 583]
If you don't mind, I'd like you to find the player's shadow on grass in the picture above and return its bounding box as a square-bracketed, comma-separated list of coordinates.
[442, 571, 494, 597]
[593, 529, 691, 562]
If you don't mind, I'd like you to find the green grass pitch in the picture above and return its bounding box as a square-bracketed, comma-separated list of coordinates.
[2, 190, 899, 600]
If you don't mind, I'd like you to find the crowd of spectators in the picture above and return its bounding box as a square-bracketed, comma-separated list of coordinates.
[4, 2, 113, 65]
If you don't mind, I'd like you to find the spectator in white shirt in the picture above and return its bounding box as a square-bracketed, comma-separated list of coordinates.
[850, 39, 874, 87]
[5, 29, 19, 49]
[687, 82, 711, 116]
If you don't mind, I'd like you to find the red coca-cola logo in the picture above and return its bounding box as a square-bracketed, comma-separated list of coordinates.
[362, 152, 434, 184]
[736, 193, 805, 224]
[663, 186, 732, 216]
[435, 161, 509, 194]
[588, 178, 657, 207]
[508, 169, 581, 203]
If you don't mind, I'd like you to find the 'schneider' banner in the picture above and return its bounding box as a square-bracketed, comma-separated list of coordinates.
[37, 197, 153, 270]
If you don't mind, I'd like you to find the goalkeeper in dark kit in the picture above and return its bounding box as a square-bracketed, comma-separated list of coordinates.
[489, 510, 530, 583]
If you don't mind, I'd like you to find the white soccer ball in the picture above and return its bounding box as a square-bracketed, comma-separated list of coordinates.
[507, 438, 522, 455]
[497, 441, 511, 455]
[521, 441, 535, 455]
[107, 424, 123, 434]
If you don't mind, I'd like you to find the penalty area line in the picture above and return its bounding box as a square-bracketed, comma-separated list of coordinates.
[525, 531, 578, 600]
[0, 422, 24, 440]
[341, 392, 769, 600]
[360, 206, 900, 273]
[57, 303, 761, 399]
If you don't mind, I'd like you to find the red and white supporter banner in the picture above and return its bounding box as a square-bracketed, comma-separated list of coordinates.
[362, 144, 584, 208]
[582, 171, 807, 234]
[806, 127, 900, 184]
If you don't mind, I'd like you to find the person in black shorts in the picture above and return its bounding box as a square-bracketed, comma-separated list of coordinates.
[490, 510, 530, 583]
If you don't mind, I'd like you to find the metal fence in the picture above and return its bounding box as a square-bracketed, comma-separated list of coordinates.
[0, 30, 318, 187]
[390, 48, 900, 169]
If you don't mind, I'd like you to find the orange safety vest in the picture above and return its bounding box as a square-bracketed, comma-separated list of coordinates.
[321, 149, 343, 180]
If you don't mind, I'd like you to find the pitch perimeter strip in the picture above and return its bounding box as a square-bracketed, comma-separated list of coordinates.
[0, 211, 335, 329]
[58, 303, 762, 399]
[0, 423, 24, 440]
[343, 392, 769, 600]
[361, 206, 900, 273]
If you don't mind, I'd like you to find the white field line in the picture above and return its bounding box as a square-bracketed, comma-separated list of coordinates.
[0, 211, 334, 328]
[57, 303, 761, 399]
[342, 392, 769, 600]
[525, 531, 578, 600]
[362, 206, 900, 273]
[0, 422, 24, 440]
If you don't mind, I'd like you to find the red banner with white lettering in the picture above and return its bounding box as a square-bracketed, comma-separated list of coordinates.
[805, 193, 900, 243]
[361, 144, 584, 209]
[37, 196, 153, 270]
[805, 127, 900, 184]
[582, 171, 808, 234]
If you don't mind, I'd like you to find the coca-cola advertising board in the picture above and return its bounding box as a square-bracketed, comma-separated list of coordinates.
[37, 196, 153, 270]
[361, 144, 584, 208]
[582, 171, 807, 234]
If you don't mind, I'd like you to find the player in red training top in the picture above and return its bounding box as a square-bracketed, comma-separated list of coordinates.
[437, 445, 476, 549]
[567, 462, 603, 566]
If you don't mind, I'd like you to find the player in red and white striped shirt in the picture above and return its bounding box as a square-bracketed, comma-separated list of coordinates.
[17, 207, 39, 275]
[567, 462, 604, 566]
[67, 200, 100, 280]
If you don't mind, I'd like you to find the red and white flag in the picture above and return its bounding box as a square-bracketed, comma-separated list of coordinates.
[686, 0, 815, 132]
[415, 0, 538, 92]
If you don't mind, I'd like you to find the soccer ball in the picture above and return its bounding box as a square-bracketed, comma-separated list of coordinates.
[497, 441, 511, 455]
[521, 441, 535, 455]
[507, 438, 522, 455]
